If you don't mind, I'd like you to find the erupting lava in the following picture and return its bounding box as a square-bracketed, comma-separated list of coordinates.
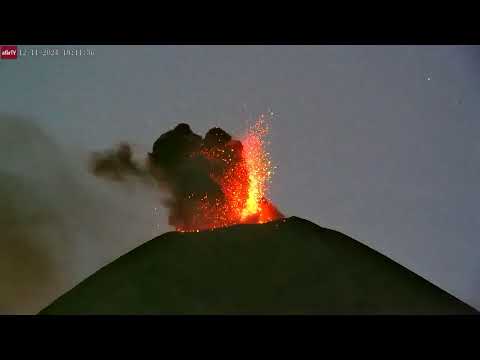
[178, 116, 283, 232]
[239, 118, 275, 222]
[90, 113, 283, 233]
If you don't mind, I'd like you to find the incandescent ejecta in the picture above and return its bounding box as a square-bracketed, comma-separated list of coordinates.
[91, 116, 283, 232]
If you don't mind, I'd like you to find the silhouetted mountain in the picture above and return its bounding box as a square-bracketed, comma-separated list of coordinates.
[40, 217, 477, 314]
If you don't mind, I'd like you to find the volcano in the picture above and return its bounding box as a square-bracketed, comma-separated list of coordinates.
[39, 217, 476, 314]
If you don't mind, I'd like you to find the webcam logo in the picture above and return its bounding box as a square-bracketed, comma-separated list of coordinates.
[0, 46, 18, 60]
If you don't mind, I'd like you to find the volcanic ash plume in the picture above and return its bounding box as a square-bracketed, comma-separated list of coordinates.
[91, 143, 145, 181]
[91, 118, 284, 232]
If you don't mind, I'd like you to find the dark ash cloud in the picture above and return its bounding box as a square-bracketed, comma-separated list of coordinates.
[90, 123, 282, 231]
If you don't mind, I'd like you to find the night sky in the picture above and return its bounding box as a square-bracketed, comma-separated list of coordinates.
[1, 45, 479, 312]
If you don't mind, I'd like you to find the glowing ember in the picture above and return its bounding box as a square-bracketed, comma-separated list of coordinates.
[176, 115, 282, 232]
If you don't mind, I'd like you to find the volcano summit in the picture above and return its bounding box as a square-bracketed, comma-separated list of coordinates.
[40, 217, 476, 314]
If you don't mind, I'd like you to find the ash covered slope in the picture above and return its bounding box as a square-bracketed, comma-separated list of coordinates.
[40, 217, 476, 314]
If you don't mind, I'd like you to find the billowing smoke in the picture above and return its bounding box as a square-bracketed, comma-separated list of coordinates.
[90, 142, 153, 184]
[91, 122, 283, 231]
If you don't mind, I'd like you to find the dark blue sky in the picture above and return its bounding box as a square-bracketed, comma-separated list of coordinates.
[1, 45, 479, 310]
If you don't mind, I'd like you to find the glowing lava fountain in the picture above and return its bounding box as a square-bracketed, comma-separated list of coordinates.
[178, 115, 283, 232]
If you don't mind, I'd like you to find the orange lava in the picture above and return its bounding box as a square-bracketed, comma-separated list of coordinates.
[177, 116, 282, 232]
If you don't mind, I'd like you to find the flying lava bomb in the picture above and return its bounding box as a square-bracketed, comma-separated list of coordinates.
[90, 116, 284, 232]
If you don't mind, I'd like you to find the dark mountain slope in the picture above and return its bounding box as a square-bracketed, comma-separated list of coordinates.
[40, 217, 476, 314]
